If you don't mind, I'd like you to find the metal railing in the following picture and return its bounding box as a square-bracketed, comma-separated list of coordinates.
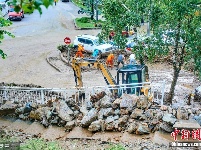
[0, 81, 166, 106]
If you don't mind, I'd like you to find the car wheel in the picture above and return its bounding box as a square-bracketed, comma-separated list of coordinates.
[21, 14, 24, 18]
[19, 18, 22, 21]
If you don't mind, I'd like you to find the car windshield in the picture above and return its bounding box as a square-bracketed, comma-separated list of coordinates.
[93, 39, 106, 46]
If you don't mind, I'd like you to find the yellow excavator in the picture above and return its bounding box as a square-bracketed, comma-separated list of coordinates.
[71, 57, 151, 98]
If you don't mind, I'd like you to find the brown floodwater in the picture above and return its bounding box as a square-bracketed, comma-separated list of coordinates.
[0, 116, 185, 146]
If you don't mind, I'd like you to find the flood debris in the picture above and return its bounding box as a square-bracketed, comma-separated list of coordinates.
[0, 90, 200, 136]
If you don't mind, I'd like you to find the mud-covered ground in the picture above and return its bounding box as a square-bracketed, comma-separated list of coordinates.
[0, 1, 200, 149]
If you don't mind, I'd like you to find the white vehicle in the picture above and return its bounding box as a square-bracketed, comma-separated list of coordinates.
[0, 0, 9, 17]
[73, 34, 116, 54]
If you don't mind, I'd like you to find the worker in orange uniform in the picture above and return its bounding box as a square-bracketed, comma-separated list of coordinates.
[106, 53, 114, 69]
[76, 44, 84, 58]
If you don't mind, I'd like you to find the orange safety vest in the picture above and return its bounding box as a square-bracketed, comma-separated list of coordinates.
[107, 54, 114, 61]
[78, 45, 84, 52]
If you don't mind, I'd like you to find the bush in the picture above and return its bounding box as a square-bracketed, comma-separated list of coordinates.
[57, 45, 69, 53]
[78, 17, 91, 23]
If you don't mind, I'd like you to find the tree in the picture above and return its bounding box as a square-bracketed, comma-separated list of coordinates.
[100, 0, 146, 49]
[148, 0, 201, 104]
[82, 0, 102, 21]
[100, 0, 201, 104]
[0, 0, 54, 59]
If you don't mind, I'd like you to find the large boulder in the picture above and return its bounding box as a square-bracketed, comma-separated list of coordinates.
[136, 95, 149, 110]
[114, 109, 120, 115]
[127, 122, 138, 134]
[29, 107, 51, 120]
[100, 95, 112, 108]
[162, 114, 177, 125]
[66, 98, 76, 107]
[79, 105, 89, 116]
[101, 108, 114, 117]
[144, 109, 154, 120]
[65, 120, 75, 131]
[0, 101, 18, 115]
[86, 100, 93, 110]
[88, 120, 101, 132]
[160, 122, 173, 133]
[112, 98, 122, 108]
[90, 91, 106, 103]
[176, 107, 189, 120]
[120, 94, 138, 110]
[50, 116, 59, 124]
[118, 115, 129, 125]
[105, 116, 115, 124]
[120, 108, 129, 115]
[81, 108, 98, 127]
[54, 100, 74, 122]
[130, 108, 144, 119]
[15, 107, 25, 114]
[155, 110, 163, 121]
[105, 121, 116, 131]
[136, 123, 150, 135]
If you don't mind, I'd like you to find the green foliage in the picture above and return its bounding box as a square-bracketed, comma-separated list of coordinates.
[72, 0, 87, 9]
[100, 0, 148, 49]
[22, 3, 35, 14]
[75, 17, 104, 28]
[78, 17, 91, 23]
[106, 144, 126, 150]
[20, 138, 63, 150]
[57, 44, 69, 53]
[0, 17, 14, 59]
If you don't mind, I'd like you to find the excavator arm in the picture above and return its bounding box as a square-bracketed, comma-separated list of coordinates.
[71, 58, 117, 88]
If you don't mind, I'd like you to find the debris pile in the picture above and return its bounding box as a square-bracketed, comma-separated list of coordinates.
[0, 91, 200, 135]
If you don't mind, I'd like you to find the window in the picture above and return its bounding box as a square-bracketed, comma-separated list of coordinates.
[78, 38, 86, 44]
[128, 73, 138, 84]
[85, 39, 93, 45]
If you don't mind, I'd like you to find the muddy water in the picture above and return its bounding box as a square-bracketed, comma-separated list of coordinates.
[0, 117, 176, 146]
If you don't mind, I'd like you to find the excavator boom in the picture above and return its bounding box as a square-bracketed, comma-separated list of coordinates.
[71, 58, 116, 88]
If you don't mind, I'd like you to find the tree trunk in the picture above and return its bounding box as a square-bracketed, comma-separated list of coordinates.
[166, 20, 185, 104]
[167, 69, 180, 104]
[90, 0, 94, 20]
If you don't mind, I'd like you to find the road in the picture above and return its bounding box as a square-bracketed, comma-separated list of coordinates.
[5, 1, 87, 38]
[0, 1, 101, 88]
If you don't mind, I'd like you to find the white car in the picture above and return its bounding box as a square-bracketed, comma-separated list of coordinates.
[73, 34, 116, 54]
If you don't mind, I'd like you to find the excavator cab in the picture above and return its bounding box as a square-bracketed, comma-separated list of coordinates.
[116, 64, 149, 95]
